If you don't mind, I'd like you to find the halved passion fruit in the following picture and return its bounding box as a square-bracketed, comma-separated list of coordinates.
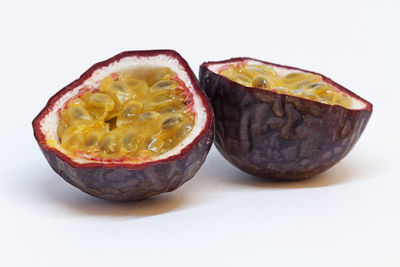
[33, 50, 214, 201]
[200, 58, 372, 180]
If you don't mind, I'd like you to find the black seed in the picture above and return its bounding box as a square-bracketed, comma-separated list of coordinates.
[154, 81, 175, 89]
[85, 135, 98, 146]
[106, 117, 117, 130]
[162, 117, 181, 129]
[139, 112, 160, 121]
[158, 107, 176, 114]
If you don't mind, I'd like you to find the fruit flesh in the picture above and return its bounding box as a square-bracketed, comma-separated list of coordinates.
[57, 68, 195, 161]
[219, 63, 353, 108]
[200, 59, 372, 180]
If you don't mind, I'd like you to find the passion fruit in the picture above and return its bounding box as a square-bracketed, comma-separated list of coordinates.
[33, 50, 213, 201]
[200, 58, 372, 180]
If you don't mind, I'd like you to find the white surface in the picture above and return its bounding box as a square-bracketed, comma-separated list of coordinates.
[0, 0, 399, 266]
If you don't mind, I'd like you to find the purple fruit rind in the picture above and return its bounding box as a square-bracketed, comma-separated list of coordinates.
[200, 60, 372, 180]
[33, 50, 214, 170]
[41, 128, 213, 201]
[33, 50, 214, 201]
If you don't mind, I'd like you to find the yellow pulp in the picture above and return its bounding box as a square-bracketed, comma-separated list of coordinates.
[220, 63, 352, 108]
[57, 68, 195, 161]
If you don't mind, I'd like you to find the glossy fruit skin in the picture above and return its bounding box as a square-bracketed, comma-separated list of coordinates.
[200, 58, 372, 180]
[33, 50, 214, 201]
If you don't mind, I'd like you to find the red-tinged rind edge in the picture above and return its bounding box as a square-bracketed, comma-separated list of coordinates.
[200, 58, 372, 180]
[33, 50, 214, 201]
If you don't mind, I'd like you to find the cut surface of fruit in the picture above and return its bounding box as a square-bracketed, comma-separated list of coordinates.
[216, 61, 366, 110]
[33, 50, 214, 201]
[57, 70, 195, 161]
[200, 57, 372, 180]
[36, 51, 212, 168]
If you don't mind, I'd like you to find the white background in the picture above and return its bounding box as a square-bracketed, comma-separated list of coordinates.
[1, 0, 399, 266]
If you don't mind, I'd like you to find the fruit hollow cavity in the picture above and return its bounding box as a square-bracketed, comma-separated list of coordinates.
[57, 68, 195, 160]
[219, 63, 353, 108]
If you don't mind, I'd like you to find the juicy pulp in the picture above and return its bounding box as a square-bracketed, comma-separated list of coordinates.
[219, 63, 353, 108]
[57, 68, 195, 161]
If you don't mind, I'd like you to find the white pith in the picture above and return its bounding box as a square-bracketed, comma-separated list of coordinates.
[40, 54, 208, 164]
[208, 60, 366, 110]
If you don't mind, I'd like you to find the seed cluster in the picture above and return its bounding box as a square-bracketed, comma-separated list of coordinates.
[57, 68, 195, 160]
[219, 64, 352, 108]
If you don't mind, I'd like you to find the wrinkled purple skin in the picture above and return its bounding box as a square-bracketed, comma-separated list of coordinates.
[41, 131, 213, 201]
[33, 50, 214, 201]
[200, 63, 372, 180]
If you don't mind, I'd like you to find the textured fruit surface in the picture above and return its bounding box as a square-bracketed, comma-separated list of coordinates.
[42, 130, 212, 200]
[58, 71, 195, 161]
[200, 58, 372, 180]
[33, 50, 214, 201]
[219, 63, 353, 108]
